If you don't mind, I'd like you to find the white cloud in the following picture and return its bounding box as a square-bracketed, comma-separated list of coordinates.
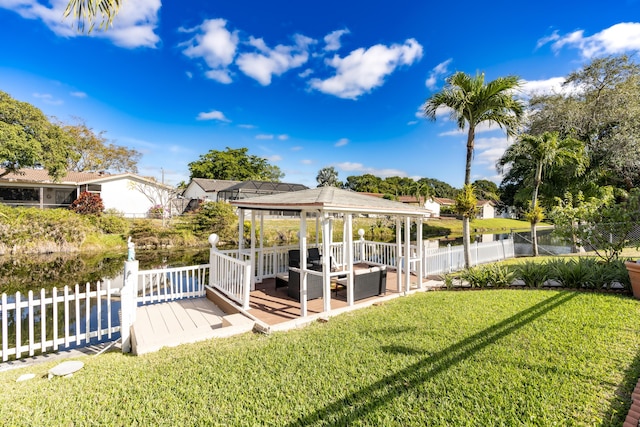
[236, 34, 314, 85]
[521, 77, 566, 96]
[256, 134, 274, 140]
[196, 110, 230, 122]
[542, 22, 640, 58]
[33, 92, 63, 105]
[334, 162, 407, 178]
[0, 0, 160, 48]
[238, 124, 256, 129]
[301, 159, 313, 164]
[70, 91, 87, 98]
[425, 58, 452, 90]
[278, 134, 289, 140]
[407, 120, 418, 125]
[267, 155, 282, 162]
[474, 136, 511, 169]
[335, 138, 349, 147]
[180, 18, 239, 84]
[298, 68, 313, 78]
[310, 38, 423, 99]
[437, 120, 500, 136]
[324, 28, 350, 51]
[292, 146, 303, 151]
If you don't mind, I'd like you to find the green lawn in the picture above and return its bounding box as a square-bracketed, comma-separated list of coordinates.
[2, 290, 640, 425]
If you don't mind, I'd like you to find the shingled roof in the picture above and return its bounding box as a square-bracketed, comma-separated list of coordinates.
[231, 186, 429, 217]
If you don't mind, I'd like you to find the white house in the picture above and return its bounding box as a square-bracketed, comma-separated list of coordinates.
[182, 178, 241, 202]
[476, 200, 496, 219]
[0, 169, 175, 218]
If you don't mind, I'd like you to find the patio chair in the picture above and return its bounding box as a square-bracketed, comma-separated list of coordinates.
[308, 247, 322, 270]
[288, 250, 301, 268]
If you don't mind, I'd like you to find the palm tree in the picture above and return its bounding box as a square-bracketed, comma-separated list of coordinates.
[498, 131, 587, 256]
[316, 167, 340, 188]
[424, 72, 524, 268]
[64, 0, 122, 32]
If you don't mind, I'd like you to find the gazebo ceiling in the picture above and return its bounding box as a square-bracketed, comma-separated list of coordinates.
[230, 186, 430, 217]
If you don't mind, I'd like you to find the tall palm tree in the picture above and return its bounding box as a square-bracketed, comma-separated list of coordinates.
[64, 0, 122, 32]
[424, 72, 524, 268]
[498, 131, 587, 256]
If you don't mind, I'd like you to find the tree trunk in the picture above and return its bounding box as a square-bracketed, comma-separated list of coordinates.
[463, 216, 472, 269]
[531, 221, 539, 257]
[530, 162, 543, 257]
[463, 126, 475, 269]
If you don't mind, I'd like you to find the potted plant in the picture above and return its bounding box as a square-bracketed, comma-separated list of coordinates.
[624, 260, 640, 299]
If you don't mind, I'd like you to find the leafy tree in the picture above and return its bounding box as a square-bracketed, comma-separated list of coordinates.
[550, 188, 640, 262]
[498, 131, 587, 256]
[188, 147, 283, 182]
[70, 191, 104, 215]
[62, 120, 141, 173]
[472, 179, 500, 202]
[0, 90, 76, 180]
[191, 201, 238, 243]
[316, 166, 341, 187]
[527, 55, 640, 191]
[344, 174, 382, 193]
[424, 72, 524, 268]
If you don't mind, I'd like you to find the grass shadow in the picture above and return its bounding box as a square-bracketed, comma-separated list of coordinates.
[285, 291, 577, 426]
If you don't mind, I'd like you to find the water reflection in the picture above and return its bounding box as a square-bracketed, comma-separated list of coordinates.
[0, 247, 210, 295]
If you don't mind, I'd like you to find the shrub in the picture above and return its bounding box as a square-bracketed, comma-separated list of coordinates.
[548, 258, 598, 289]
[147, 204, 165, 219]
[514, 261, 548, 288]
[189, 201, 238, 242]
[460, 266, 490, 288]
[487, 264, 515, 288]
[70, 191, 104, 215]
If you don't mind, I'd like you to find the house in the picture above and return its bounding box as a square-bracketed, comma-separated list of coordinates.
[182, 178, 241, 202]
[0, 168, 174, 218]
[476, 200, 496, 219]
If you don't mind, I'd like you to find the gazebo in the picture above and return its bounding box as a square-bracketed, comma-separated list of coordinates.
[228, 187, 430, 317]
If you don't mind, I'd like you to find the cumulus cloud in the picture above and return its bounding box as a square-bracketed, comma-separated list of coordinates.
[278, 134, 289, 140]
[324, 28, 350, 51]
[236, 34, 314, 85]
[238, 124, 256, 129]
[291, 146, 303, 151]
[70, 91, 87, 98]
[540, 22, 640, 58]
[0, 0, 161, 48]
[180, 18, 239, 84]
[310, 38, 423, 99]
[335, 138, 349, 147]
[473, 136, 511, 169]
[407, 120, 418, 125]
[425, 58, 452, 90]
[196, 110, 230, 122]
[334, 162, 407, 178]
[256, 134, 274, 140]
[438, 121, 507, 137]
[267, 155, 282, 162]
[301, 159, 313, 164]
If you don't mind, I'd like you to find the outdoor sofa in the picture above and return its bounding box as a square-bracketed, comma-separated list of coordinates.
[286, 268, 324, 301]
[336, 266, 387, 301]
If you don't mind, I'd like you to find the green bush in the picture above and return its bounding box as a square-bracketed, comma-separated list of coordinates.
[548, 258, 598, 289]
[514, 261, 548, 288]
[189, 201, 238, 242]
[487, 264, 516, 288]
[460, 266, 490, 288]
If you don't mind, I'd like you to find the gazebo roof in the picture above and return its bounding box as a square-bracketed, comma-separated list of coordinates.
[230, 186, 430, 217]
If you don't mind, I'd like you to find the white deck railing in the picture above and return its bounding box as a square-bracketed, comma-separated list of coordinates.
[136, 264, 208, 304]
[209, 250, 251, 310]
[0, 282, 120, 362]
[423, 239, 515, 276]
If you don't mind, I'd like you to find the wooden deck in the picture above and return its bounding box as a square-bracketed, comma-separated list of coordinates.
[131, 297, 254, 355]
[246, 267, 423, 327]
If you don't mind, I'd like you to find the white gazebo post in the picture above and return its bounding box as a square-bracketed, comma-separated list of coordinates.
[345, 213, 354, 306]
[416, 217, 424, 289]
[258, 212, 264, 283]
[299, 212, 308, 317]
[238, 208, 245, 252]
[322, 213, 332, 313]
[404, 216, 411, 293]
[396, 217, 402, 292]
[250, 210, 256, 290]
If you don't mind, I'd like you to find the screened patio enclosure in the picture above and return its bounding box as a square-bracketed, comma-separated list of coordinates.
[226, 187, 430, 317]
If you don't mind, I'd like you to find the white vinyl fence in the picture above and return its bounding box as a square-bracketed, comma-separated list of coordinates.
[1, 281, 120, 362]
[137, 264, 209, 304]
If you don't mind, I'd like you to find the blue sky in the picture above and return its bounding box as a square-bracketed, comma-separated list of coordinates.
[1, 1, 639, 188]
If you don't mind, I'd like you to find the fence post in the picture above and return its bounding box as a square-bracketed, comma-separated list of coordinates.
[447, 244, 452, 273]
[121, 260, 139, 353]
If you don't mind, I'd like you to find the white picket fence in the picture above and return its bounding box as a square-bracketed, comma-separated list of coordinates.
[208, 250, 251, 310]
[0, 281, 120, 362]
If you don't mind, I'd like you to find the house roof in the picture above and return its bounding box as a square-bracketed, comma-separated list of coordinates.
[190, 178, 241, 193]
[221, 180, 308, 193]
[231, 186, 430, 217]
[433, 197, 456, 206]
[0, 168, 172, 189]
